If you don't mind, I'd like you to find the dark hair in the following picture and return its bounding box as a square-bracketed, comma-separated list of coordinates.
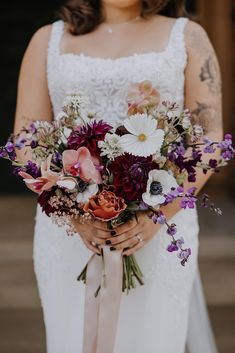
[58, 0, 186, 35]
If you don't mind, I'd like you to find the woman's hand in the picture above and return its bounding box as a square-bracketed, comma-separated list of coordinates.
[104, 212, 161, 256]
[72, 218, 111, 255]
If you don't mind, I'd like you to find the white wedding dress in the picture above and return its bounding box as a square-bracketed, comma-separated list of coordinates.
[34, 18, 218, 353]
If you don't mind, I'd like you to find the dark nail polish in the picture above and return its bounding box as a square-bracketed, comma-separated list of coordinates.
[110, 246, 116, 251]
[97, 253, 101, 256]
[111, 230, 116, 236]
[106, 240, 112, 245]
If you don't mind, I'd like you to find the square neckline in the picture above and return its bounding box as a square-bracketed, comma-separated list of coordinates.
[57, 17, 185, 62]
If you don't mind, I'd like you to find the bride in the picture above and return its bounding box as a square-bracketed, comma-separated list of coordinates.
[14, 0, 222, 352]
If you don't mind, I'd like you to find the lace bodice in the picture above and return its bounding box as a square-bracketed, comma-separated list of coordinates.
[47, 18, 188, 128]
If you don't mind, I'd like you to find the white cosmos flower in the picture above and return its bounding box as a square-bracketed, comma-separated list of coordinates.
[76, 183, 98, 203]
[120, 114, 164, 157]
[142, 169, 178, 207]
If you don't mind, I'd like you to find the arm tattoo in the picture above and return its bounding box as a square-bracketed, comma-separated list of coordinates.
[200, 56, 221, 94]
[186, 23, 223, 134]
[187, 24, 222, 96]
[191, 101, 222, 134]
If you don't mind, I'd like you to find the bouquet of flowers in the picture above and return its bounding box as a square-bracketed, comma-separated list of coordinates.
[1, 80, 234, 294]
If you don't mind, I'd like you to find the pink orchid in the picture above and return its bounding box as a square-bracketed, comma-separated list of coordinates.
[127, 80, 161, 116]
[19, 155, 78, 194]
[18, 155, 60, 194]
[62, 147, 102, 184]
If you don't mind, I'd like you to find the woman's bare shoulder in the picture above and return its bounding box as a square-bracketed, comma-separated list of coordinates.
[28, 24, 52, 51]
[21, 24, 53, 62]
[184, 20, 213, 56]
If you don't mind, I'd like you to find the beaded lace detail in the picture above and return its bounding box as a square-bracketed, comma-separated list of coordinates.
[47, 17, 189, 128]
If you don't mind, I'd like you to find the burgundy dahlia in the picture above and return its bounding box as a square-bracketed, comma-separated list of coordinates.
[38, 188, 57, 216]
[109, 153, 157, 202]
[67, 120, 112, 152]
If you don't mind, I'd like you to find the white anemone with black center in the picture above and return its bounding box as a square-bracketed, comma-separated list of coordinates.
[142, 169, 179, 207]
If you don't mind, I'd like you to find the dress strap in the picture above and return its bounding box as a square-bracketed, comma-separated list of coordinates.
[166, 17, 189, 67]
[48, 20, 64, 58]
[168, 17, 189, 47]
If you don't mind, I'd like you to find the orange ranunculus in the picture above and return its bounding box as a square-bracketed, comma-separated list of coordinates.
[83, 189, 127, 221]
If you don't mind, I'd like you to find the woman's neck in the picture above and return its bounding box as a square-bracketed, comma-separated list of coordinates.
[102, 3, 141, 25]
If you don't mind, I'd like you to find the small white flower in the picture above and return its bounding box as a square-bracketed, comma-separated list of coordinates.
[34, 121, 52, 129]
[142, 170, 178, 207]
[166, 110, 175, 119]
[76, 183, 98, 203]
[191, 124, 204, 142]
[63, 94, 90, 111]
[153, 151, 167, 168]
[55, 111, 69, 121]
[98, 133, 124, 160]
[182, 116, 191, 129]
[120, 114, 164, 157]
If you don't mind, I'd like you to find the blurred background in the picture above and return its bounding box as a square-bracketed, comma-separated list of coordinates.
[0, 0, 234, 352]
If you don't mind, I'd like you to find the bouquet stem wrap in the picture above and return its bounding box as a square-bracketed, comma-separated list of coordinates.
[83, 246, 123, 353]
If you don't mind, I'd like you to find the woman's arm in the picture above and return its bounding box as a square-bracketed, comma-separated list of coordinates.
[14, 25, 53, 163]
[160, 20, 223, 220]
[104, 21, 224, 255]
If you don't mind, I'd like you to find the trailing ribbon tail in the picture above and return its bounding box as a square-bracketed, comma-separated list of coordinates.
[82, 246, 123, 353]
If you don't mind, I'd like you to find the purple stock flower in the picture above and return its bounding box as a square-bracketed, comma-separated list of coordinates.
[175, 143, 186, 156]
[180, 187, 197, 209]
[177, 248, 192, 266]
[13, 161, 41, 179]
[164, 186, 184, 204]
[167, 223, 177, 236]
[186, 187, 197, 196]
[221, 149, 234, 160]
[192, 149, 202, 162]
[151, 211, 166, 225]
[25, 161, 41, 178]
[203, 137, 216, 154]
[52, 152, 62, 165]
[180, 196, 197, 209]
[5, 141, 14, 153]
[167, 242, 179, 252]
[209, 159, 218, 169]
[139, 201, 149, 211]
[176, 237, 185, 247]
[201, 193, 209, 208]
[15, 137, 26, 150]
[13, 167, 22, 176]
[167, 237, 185, 253]
[218, 134, 235, 161]
[0, 147, 8, 158]
[29, 122, 37, 134]
[218, 134, 232, 149]
[168, 144, 201, 183]
[30, 140, 38, 149]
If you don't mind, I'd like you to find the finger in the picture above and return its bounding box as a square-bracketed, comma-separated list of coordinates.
[82, 238, 101, 255]
[94, 228, 112, 239]
[92, 236, 107, 245]
[123, 240, 145, 256]
[88, 219, 109, 231]
[105, 226, 142, 245]
[113, 218, 138, 235]
[111, 235, 139, 251]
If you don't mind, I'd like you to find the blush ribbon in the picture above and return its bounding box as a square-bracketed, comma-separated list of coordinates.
[82, 246, 123, 353]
